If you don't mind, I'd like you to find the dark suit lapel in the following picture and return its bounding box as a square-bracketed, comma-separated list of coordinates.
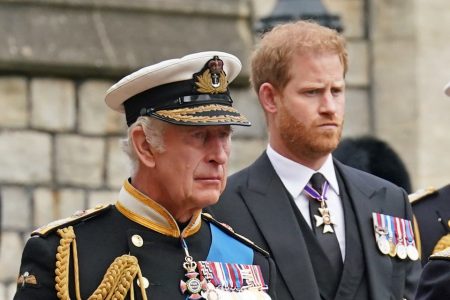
[334, 160, 393, 300]
[239, 153, 321, 300]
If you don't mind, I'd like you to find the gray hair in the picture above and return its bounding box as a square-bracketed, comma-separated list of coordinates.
[121, 116, 167, 176]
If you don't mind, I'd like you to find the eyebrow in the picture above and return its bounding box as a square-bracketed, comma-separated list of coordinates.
[300, 81, 345, 88]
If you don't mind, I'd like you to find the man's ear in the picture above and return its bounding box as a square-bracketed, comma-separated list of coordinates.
[258, 82, 279, 113]
[130, 126, 156, 168]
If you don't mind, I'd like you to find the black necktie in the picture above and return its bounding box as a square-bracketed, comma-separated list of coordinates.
[308, 173, 343, 278]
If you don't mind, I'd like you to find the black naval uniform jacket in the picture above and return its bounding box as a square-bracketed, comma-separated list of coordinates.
[208, 152, 421, 300]
[415, 247, 450, 300]
[14, 181, 276, 300]
[411, 184, 450, 266]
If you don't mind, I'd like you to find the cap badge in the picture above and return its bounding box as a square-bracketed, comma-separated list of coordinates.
[195, 56, 228, 94]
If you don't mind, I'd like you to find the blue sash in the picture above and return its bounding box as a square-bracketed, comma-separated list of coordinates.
[206, 222, 253, 264]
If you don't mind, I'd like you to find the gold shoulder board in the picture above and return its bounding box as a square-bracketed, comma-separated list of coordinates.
[32, 204, 111, 237]
[201, 212, 270, 257]
[409, 186, 437, 204]
[430, 247, 450, 261]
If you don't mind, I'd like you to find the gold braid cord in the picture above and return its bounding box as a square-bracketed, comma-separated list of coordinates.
[88, 255, 148, 300]
[55, 226, 80, 300]
[156, 104, 247, 124]
[55, 226, 148, 300]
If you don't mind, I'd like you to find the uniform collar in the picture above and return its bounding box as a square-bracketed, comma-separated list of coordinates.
[116, 179, 202, 238]
[266, 145, 340, 198]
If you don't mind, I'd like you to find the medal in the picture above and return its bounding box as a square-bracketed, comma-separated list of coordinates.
[396, 243, 407, 259]
[405, 219, 419, 261]
[305, 180, 336, 234]
[179, 238, 207, 299]
[395, 217, 407, 259]
[314, 205, 336, 233]
[377, 236, 390, 255]
[196, 261, 269, 298]
[407, 244, 419, 261]
[385, 214, 397, 257]
[388, 240, 397, 257]
[373, 212, 390, 255]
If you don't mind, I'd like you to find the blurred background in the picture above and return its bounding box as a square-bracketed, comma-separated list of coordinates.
[1, 0, 450, 298]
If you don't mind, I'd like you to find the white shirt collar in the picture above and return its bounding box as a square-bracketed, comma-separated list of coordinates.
[266, 144, 340, 198]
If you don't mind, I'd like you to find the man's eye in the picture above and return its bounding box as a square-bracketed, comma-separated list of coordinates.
[305, 90, 319, 96]
[331, 88, 343, 96]
[193, 132, 206, 139]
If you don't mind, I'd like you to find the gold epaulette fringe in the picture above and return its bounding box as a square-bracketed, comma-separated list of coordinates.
[433, 234, 450, 256]
[55, 226, 148, 300]
[408, 187, 436, 204]
[430, 246, 450, 260]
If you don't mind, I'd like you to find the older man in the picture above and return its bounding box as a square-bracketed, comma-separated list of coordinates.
[14, 51, 275, 300]
[209, 21, 421, 300]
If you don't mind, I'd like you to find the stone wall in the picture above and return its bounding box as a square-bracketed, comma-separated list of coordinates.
[370, 0, 450, 188]
[2, 0, 450, 298]
[0, 1, 265, 298]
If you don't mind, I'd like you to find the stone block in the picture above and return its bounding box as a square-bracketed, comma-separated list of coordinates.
[1, 187, 31, 230]
[106, 137, 130, 189]
[251, 0, 277, 20]
[346, 41, 369, 87]
[6, 282, 17, 300]
[0, 0, 252, 78]
[30, 78, 76, 131]
[32, 187, 86, 228]
[0, 77, 27, 128]
[342, 88, 371, 137]
[231, 88, 267, 139]
[229, 138, 267, 175]
[0, 284, 5, 300]
[0, 231, 22, 281]
[323, 0, 364, 39]
[372, 39, 418, 180]
[56, 135, 105, 188]
[59, 188, 86, 217]
[79, 80, 126, 135]
[88, 190, 117, 208]
[0, 131, 51, 184]
[370, 0, 415, 41]
[33, 187, 56, 228]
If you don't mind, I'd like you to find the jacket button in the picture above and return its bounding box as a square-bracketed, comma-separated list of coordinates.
[131, 234, 143, 247]
[137, 276, 149, 289]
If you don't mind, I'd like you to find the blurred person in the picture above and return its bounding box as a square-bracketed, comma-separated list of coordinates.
[13, 51, 276, 300]
[414, 80, 450, 299]
[333, 135, 412, 193]
[209, 21, 421, 300]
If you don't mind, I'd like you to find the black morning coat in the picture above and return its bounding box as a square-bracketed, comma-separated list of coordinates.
[208, 152, 421, 300]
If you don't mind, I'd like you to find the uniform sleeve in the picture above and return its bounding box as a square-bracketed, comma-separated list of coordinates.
[415, 259, 450, 300]
[14, 235, 59, 300]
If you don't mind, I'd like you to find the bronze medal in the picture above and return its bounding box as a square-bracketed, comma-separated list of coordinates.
[388, 240, 397, 257]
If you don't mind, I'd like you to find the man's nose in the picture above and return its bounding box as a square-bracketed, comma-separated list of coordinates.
[207, 138, 229, 165]
[319, 90, 337, 114]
